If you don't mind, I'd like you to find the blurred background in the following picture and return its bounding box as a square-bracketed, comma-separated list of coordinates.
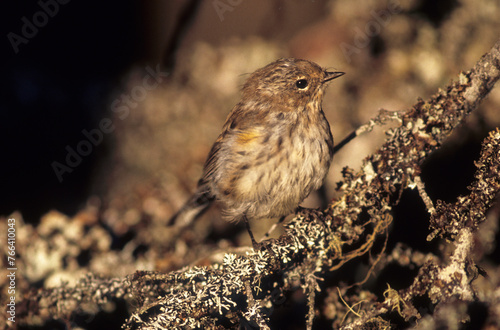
[1, 0, 500, 328]
[2, 0, 499, 225]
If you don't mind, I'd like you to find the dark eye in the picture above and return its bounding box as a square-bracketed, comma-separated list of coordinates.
[296, 79, 308, 89]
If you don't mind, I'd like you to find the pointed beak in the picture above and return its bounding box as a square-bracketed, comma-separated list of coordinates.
[323, 71, 345, 82]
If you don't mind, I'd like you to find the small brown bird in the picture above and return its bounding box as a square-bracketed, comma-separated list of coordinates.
[169, 58, 344, 246]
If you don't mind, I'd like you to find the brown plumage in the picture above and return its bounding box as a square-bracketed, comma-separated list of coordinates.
[169, 58, 344, 246]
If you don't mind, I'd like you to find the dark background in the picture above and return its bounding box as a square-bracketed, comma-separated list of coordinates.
[1, 1, 142, 221]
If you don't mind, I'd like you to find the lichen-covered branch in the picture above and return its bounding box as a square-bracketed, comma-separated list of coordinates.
[340, 128, 500, 329]
[429, 127, 500, 239]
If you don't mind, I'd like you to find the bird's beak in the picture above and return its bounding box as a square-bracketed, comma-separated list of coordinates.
[323, 71, 345, 82]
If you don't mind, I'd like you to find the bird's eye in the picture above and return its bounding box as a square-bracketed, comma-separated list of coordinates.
[296, 79, 308, 89]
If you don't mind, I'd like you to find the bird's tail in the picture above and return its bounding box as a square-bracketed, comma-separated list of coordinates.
[168, 186, 214, 228]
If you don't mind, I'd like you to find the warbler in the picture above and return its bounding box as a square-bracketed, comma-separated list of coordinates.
[169, 58, 344, 246]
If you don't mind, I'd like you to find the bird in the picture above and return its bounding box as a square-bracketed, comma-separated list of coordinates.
[169, 58, 344, 247]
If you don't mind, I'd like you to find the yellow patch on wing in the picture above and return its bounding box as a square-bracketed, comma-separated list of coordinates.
[236, 129, 260, 145]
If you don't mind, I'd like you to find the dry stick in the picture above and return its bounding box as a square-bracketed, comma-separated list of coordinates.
[333, 109, 402, 154]
[414, 175, 435, 215]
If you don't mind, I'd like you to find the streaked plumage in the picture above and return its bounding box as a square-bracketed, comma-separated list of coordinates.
[169, 58, 344, 245]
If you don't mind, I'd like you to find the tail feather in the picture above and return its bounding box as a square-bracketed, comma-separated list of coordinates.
[168, 188, 214, 228]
